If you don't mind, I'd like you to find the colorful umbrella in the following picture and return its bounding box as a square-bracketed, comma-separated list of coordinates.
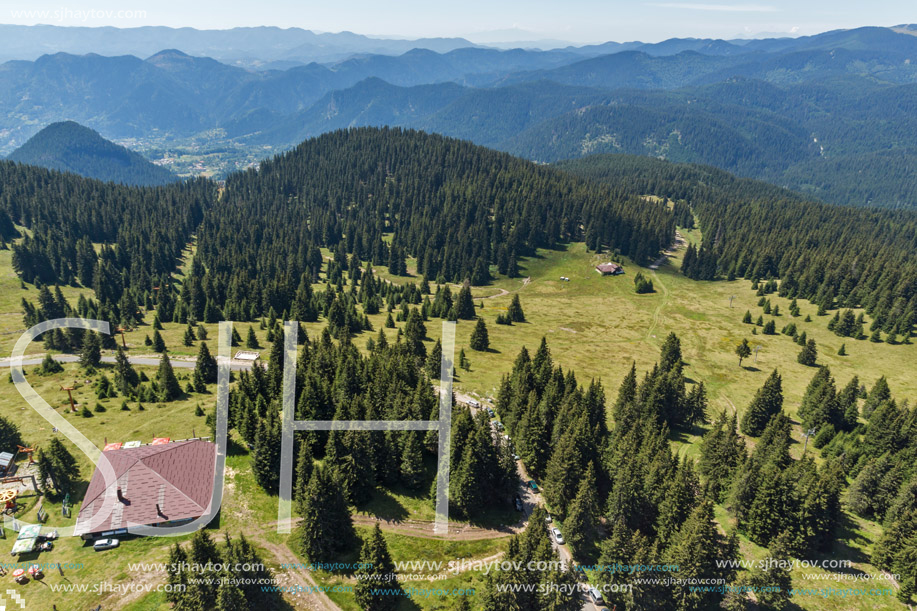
[11, 569, 23, 578]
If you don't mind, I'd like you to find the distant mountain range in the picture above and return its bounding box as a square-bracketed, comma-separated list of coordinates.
[0, 25, 915, 207]
[6, 121, 177, 186]
[0, 25, 481, 67]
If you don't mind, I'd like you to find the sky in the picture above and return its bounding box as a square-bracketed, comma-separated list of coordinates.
[0, 0, 913, 43]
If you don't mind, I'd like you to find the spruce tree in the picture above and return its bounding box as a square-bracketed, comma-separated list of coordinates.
[563, 462, 599, 559]
[797, 338, 817, 366]
[469, 318, 489, 351]
[152, 329, 166, 353]
[245, 326, 259, 349]
[293, 441, 314, 516]
[80, 331, 102, 368]
[113, 346, 139, 394]
[455, 284, 476, 320]
[165, 543, 190, 607]
[252, 410, 281, 493]
[46, 438, 80, 495]
[741, 370, 783, 436]
[157, 353, 182, 401]
[507, 294, 526, 322]
[399, 431, 425, 490]
[37, 353, 64, 375]
[294, 467, 354, 562]
[354, 524, 399, 611]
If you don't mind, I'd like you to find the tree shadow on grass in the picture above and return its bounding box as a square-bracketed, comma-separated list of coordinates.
[356, 488, 409, 523]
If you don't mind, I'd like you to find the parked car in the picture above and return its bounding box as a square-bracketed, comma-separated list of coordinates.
[93, 538, 119, 551]
[487, 408, 495, 417]
[545, 513, 553, 523]
[513, 496, 524, 512]
[552, 528, 564, 544]
[528, 480, 539, 492]
[512, 454, 520, 461]
[588, 587, 605, 605]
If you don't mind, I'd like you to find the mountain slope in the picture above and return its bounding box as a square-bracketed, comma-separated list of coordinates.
[7, 121, 177, 186]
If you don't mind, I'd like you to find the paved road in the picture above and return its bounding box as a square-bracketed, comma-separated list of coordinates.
[457, 392, 601, 610]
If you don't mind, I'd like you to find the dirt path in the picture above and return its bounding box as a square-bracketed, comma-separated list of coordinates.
[257, 538, 342, 611]
[352, 515, 519, 540]
[265, 515, 518, 541]
[478, 276, 530, 300]
[645, 269, 669, 342]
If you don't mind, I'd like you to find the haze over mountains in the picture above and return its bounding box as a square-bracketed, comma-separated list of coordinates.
[1, 24, 915, 207]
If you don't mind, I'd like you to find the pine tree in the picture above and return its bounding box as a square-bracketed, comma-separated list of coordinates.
[743, 310, 752, 324]
[80, 331, 102, 368]
[863, 376, 891, 418]
[666, 500, 734, 611]
[507, 294, 526, 322]
[113, 346, 139, 394]
[399, 431, 425, 490]
[182, 322, 195, 346]
[294, 467, 355, 562]
[469, 318, 489, 351]
[563, 462, 599, 559]
[152, 329, 166, 353]
[37, 353, 64, 375]
[35, 448, 57, 494]
[245, 326, 259, 349]
[797, 338, 817, 366]
[455, 284, 476, 320]
[252, 411, 281, 493]
[165, 543, 189, 607]
[741, 370, 783, 436]
[46, 437, 80, 495]
[194, 341, 218, 386]
[216, 578, 247, 610]
[749, 530, 793, 610]
[157, 353, 182, 401]
[354, 524, 399, 611]
[293, 441, 314, 516]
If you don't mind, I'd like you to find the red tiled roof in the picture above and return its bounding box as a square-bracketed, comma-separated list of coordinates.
[75, 440, 216, 536]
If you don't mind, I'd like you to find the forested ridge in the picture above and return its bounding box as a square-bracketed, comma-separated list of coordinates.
[558, 154, 917, 342]
[1, 161, 211, 332]
[189, 127, 673, 319]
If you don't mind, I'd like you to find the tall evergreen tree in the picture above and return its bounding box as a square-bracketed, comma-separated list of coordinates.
[354, 524, 400, 611]
[469, 318, 489, 351]
[157, 353, 182, 401]
[741, 370, 783, 436]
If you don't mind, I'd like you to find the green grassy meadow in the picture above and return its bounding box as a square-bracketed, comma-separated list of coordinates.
[0, 232, 913, 609]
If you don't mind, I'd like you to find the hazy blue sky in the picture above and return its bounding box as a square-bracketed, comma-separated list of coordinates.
[1, 0, 913, 42]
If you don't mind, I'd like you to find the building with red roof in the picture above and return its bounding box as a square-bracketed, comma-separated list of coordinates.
[74, 439, 216, 539]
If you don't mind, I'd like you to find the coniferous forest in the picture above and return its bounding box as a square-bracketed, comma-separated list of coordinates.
[6, 126, 917, 610]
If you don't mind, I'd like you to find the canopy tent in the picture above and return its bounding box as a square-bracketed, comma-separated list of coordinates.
[102, 442, 123, 452]
[10, 524, 42, 555]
